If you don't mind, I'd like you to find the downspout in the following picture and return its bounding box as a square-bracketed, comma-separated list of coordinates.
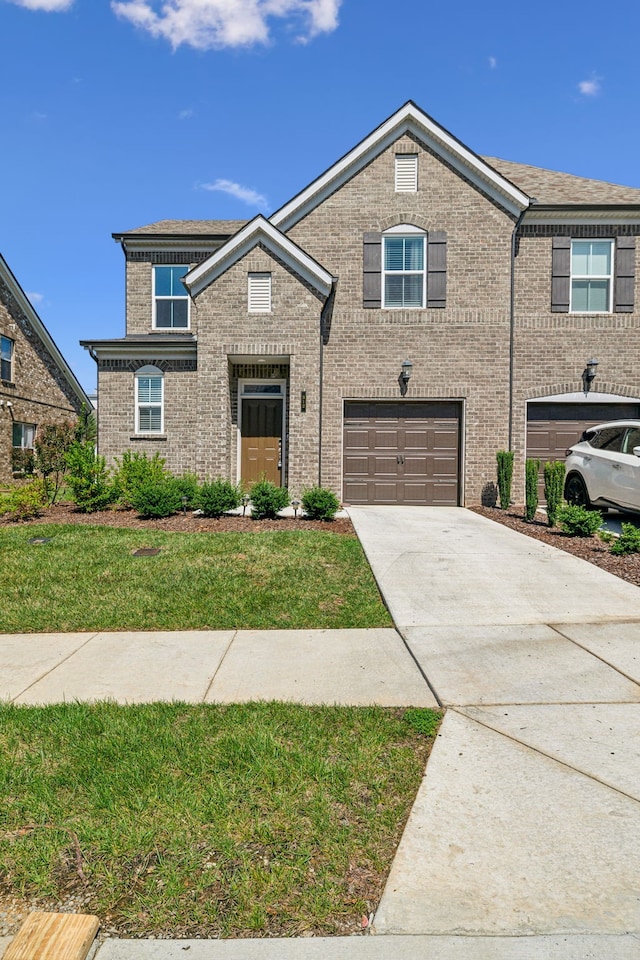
[508, 205, 529, 451]
[318, 279, 338, 487]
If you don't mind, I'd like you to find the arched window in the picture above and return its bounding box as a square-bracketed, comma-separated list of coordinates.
[135, 365, 164, 433]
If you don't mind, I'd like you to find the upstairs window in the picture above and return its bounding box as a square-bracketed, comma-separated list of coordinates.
[383, 233, 425, 308]
[135, 366, 164, 433]
[248, 273, 272, 313]
[153, 266, 189, 328]
[1, 335, 13, 381]
[570, 240, 613, 313]
[395, 154, 418, 192]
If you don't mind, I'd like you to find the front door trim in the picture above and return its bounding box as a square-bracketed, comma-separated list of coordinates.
[237, 379, 287, 486]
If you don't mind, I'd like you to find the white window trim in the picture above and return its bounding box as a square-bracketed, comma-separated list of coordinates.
[236, 379, 287, 485]
[135, 365, 164, 434]
[569, 239, 614, 314]
[152, 265, 191, 330]
[248, 272, 272, 313]
[395, 154, 418, 193]
[382, 226, 426, 309]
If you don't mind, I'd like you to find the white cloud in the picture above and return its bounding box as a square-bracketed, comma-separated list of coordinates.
[201, 178, 267, 207]
[178, 107, 195, 119]
[110, 0, 342, 50]
[7, 0, 74, 11]
[488, 56, 497, 69]
[26, 291, 44, 304]
[578, 77, 601, 96]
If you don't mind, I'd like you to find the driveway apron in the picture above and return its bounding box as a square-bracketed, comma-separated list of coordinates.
[348, 506, 640, 944]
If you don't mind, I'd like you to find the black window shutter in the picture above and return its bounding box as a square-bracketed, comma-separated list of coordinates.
[551, 236, 571, 312]
[363, 232, 381, 308]
[427, 231, 447, 308]
[614, 236, 635, 313]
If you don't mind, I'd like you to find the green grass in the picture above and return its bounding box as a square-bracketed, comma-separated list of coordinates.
[0, 702, 441, 937]
[0, 525, 390, 632]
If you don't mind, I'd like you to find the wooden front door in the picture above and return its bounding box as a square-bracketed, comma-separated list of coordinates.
[241, 398, 283, 486]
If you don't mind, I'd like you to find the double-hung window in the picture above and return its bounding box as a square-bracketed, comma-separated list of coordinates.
[136, 366, 164, 433]
[153, 266, 189, 328]
[13, 422, 35, 449]
[1, 335, 13, 381]
[570, 240, 613, 313]
[383, 233, 425, 308]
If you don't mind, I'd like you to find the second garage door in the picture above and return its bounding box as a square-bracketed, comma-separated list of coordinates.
[343, 401, 461, 505]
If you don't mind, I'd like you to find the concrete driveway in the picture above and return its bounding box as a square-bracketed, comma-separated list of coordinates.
[348, 507, 640, 948]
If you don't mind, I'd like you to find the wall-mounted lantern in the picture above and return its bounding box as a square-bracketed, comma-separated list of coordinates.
[582, 358, 598, 395]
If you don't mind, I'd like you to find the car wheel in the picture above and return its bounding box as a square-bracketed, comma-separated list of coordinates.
[564, 473, 591, 508]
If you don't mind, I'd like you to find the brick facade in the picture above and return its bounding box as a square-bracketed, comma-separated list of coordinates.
[0, 267, 87, 484]
[85, 104, 640, 506]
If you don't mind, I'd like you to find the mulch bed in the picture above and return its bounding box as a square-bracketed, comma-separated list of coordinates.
[470, 505, 640, 588]
[1, 501, 356, 535]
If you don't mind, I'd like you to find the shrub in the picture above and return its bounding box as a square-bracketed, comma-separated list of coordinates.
[1, 479, 46, 520]
[173, 472, 200, 509]
[610, 523, 640, 555]
[131, 478, 183, 519]
[544, 460, 566, 527]
[557, 504, 602, 537]
[524, 458, 540, 522]
[496, 450, 514, 510]
[301, 486, 341, 521]
[113, 451, 168, 508]
[197, 479, 241, 518]
[65, 441, 115, 513]
[249, 480, 290, 520]
[11, 448, 35, 476]
[34, 421, 75, 504]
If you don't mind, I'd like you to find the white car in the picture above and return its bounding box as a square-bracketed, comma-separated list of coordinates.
[564, 420, 640, 513]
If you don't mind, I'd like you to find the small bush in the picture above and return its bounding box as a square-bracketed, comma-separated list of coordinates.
[66, 442, 115, 513]
[610, 523, 640, 555]
[544, 460, 566, 527]
[557, 504, 602, 537]
[249, 480, 290, 520]
[113, 451, 168, 508]
[496, 450, 514, 510]
[524, 458, 540, 522]
[197, 479, 241, 518]
[0, 479, 46, 520]
[173, 472, 200, 509]
[11, 448, 35, 476]
[301, 486, 340, 521]
[131, 478, 183, 519]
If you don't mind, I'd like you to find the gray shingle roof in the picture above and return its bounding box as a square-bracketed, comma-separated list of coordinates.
[483, 157, 640, 206]
[114, 219, 248, 238]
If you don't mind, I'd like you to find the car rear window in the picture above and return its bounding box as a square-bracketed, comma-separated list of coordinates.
[587, 426, 626, 451]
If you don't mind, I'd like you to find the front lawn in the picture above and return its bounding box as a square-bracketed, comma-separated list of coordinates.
[0, 702, 440, 938]
[0, 525, 390, 633]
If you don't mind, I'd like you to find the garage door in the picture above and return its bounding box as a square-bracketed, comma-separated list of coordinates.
[527, 401, 640, 498]
[343, 401, 461, 505]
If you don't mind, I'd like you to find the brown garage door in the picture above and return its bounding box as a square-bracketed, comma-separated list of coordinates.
[343, 401, 461, 505]
[527, 401, 640, 498]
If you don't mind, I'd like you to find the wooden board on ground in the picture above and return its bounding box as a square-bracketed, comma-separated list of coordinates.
[3, 912, 99, 960]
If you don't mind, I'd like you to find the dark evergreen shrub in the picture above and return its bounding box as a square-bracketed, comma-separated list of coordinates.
[131, 478, 182, 519]
[250, 480, 290, 519]
[544, 460, 566, 527]
[557, 504, 602, 537]
[301, 486, 340, 520]
[524, 458, 540, 522]
[496, 450, 514, 509]
[197, 479, 241, 518]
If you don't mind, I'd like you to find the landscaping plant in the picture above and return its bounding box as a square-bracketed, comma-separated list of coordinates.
[249, 479, 290, 519]
[301, 485, 340, 521]
[557, 503, 602, 537]
[173, 472, 200, 508]
[496, 450, 514, 509]
[65, 441, 115, 512]
[543, 460, 566, 527]
[524, 458, 540, 522]
[130, 477, 183, 519]
[34, 421, 75, 504]
[610, 522, 640, 555]
[112, 450, 168, 508]
[197, 478, 241, 517]
[0, 479, 46, 520]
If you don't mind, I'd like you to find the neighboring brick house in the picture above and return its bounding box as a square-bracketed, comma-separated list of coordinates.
[82, 102, 640, 506]
[0, 254, 90, 483]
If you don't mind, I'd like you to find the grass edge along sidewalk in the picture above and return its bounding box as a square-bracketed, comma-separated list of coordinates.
[0, 701, 441, 939]
[0, 524, 391, 633]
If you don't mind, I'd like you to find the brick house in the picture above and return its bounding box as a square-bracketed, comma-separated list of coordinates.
[0, 253, 90, 483]
[82, 102, 640, 506]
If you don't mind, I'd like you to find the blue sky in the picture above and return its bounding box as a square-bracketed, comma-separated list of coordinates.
[3, 0, 640, 393]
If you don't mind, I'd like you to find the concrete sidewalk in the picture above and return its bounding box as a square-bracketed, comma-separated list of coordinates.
[3, 506, 640, 959]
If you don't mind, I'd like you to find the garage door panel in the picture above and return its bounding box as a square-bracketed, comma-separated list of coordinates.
[343, 401, 461, 505]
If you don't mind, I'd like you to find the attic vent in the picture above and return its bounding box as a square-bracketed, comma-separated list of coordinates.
[248, 273, 272, 313]
[395, 154, 418, 193]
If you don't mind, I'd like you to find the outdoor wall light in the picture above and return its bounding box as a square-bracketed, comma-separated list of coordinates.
[291, 498, 301, 518]
[399, 359, 413, 396]
[582, 358, 598, 395]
